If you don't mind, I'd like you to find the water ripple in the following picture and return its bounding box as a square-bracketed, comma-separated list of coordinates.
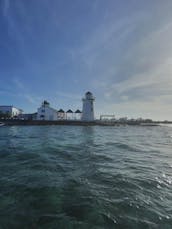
[0, 125, 172, 228]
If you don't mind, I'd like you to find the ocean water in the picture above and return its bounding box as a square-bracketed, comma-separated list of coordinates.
[0, 125, 172, 229]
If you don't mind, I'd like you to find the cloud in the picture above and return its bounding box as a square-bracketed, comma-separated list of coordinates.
[69, 12, 140, 70]
[109, 35, 172, 102]
[12, 78, 42, 105]
[13, 78, 25, 90]
[90, 14, 172, 106]
[22, 94, 42, 105]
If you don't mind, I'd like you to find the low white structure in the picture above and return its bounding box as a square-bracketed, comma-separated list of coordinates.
[0, 106, 22, 117]
[81, 91, 95, 121]
[57, 109, 66, 120]
[37, 101, 58, 120]
[100, 115, 116, 120]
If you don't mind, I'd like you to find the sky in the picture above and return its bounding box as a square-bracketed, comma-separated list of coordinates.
[0, 0, 172, 120]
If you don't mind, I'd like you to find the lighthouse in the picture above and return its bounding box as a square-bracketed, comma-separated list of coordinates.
[82, 91, 95, 121]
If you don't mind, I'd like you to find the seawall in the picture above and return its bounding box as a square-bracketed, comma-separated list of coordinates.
[0, 119, 168, 126]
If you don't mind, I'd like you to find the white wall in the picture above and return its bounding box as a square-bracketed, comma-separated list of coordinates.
[37, 105, 58, 120]
[12, 107, 22, 117]
[0, 106, 22, 117]
[82, 93, 95, 121]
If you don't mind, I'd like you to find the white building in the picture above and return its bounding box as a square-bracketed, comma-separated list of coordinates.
[57, 109, 66, 120]
[0, 106, 23, 118]
[37, 101, 58, 120]
[81, 91, 95, 121]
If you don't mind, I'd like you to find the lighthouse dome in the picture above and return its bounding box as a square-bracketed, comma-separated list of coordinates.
[85, 91, 94, 100]
[86, 91, 92, 95]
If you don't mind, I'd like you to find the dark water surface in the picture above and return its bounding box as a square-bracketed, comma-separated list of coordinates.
[0, 125, 172, 228]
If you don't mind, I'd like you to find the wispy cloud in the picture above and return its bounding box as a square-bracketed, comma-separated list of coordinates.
[89, 13, 172, 103]
[12, 77, 42, 105]
[22, 94, 43, 105]
[13, 78, 25, 90]
[68, 13, 141, 70]
[108, 20, 172, 102]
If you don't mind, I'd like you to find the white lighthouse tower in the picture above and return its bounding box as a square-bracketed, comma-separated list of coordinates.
[82, 91, 95, 121]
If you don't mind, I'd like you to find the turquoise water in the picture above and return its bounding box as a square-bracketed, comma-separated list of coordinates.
[0, 125, 172, 228]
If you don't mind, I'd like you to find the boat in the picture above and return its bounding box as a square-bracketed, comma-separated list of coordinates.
[0, 122, 5, 126]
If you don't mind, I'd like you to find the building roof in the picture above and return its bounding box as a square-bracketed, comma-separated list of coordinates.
[58, 109, 65, 113]
[0, 105, 23, 112]
[0, 105, 13, 107]
[66, 109, 73, 113]
[75, 109, 82, 113]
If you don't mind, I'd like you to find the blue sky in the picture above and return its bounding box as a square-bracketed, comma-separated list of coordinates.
[1, 0, 172, 120]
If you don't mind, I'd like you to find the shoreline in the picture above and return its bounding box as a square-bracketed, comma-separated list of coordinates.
[1, 119, 171, 126]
